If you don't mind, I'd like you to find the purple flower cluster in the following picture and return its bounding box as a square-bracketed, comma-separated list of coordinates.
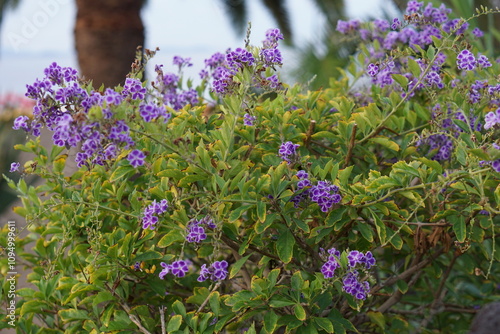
[484, 108, 500, 130]
[122, 78, 146, 100]
[291, 171, 342, 212]
[199, 28, 284, 96]
[159, 259, 190, 279]
[456, 49, 492, 72]
[185, 216, 215, 243]
[336, 19, 361, 34]
[226, 48, 255, 70]
[279, 141, 300, 164]
[197, 260, 229, 282]
[173, 56, 192, 70]
[141, 199, 169, 230]
[342, 271, 371, 300]
[321, 248, 376, 300]
[153, 64, 199, 111]
[14, 62, 145, 168]
[243, 113, 256, 126]
[416, 105, 482, 161]
[139, 102, 171, 123]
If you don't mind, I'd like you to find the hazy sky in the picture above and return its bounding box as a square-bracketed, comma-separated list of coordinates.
[0, 0, 392, 94]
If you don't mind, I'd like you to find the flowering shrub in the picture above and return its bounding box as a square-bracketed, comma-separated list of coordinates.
[2, 2, 500, 333]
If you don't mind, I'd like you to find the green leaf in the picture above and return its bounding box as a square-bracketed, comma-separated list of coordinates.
[314, 317, 334, 333]
[370, 137, 399, 151]
[396, 279, 408, 294]
[367, 311, 386, 330]
[294, 304, 307, 321]
[407, 57, 421, 77]
[357, 222, 374, 242]
[172, 300, 186, 317]
[229, 254, 251, 279]
[416, 157, 442, 174]
[179, 174, 208, 187]
[269, 296, 296, 308]
[276, 229, 295, 264]
[257, 200, 266, 222]
[20, 300, 49, 316]
[134, 250, 163, 262]
[372, 213, 386, 244]
[93, 291, 115, 306]
[209, 291, 220, 316]
[452, 215, 466, 243]
[158, 229, 185, 248]
[59, 309, 90, 321]
[392, 74, 409, 88]
[366, 176, 400, 193]
[264, 310, 279, 333]
[109, 165, 135, 183]
[167, 315, 183, 332]
[338, 166, 354, 187]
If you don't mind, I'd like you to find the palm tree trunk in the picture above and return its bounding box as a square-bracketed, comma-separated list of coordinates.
[74, 0, 144, 88]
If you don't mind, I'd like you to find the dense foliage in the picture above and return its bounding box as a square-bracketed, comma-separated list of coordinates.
[2, 1, 500, 333]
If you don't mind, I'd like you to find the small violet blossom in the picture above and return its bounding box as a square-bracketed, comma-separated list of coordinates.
[10, 162, 20, 172]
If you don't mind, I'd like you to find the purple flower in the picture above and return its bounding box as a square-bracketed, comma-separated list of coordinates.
[361, 251, 376, 269]
[279, 141, 300, 164]
[133, 262, 141, 271]
[10, 162, 20, 172]
[173, 56, 193, 69]
[477, 55, 492, 68]
[212, 261, 229, 280]
[484, 109, 500, 130]
[492, 160, 500, 172]
[391, 18, 402, 30]
[472, 27, 484, 38]
[159, 262, 170, 279]
[128, 149, 146, 168]
[186, 223, 207, 243]
[373, 19, 390, 32]
[406, 1, 423, 13]
[159, 260, 190, 279]
[170, 260, 190, 278]
[456, 50, 476, 71]
[204, 52, 226, 69]
[336, 19, 360, 34]
[197, 260, 229, 282]
[141, 199, 168, 230]
[260, 48, 283, 67]
[263, 74, 280, 90]
[104, 88, 123, 105]
[13, 115, 30, 131]
[321, 260, 339, 279]
[296, 170, 308, 179]
[342, 271, 369, 300]
[243, 113, 256, 126]
[123, 78, 146, 100]
[347, 250, 364, 268]
[297, 179, 311, 189]
[263, 28, 284, 48]
[226, 48, 255, 70]
[367, 63, 379, 77]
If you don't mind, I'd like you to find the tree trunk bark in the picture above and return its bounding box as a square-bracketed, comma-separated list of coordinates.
[74, 0, 144, 88]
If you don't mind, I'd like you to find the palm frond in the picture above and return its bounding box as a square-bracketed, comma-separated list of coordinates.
[260, 0, 292, 44]
[220, 0, 248, 37]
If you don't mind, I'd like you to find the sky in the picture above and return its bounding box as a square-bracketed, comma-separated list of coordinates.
[0, 0, 393, 95]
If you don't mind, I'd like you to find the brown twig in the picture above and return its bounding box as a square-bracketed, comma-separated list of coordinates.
[344, 123, 357, 168]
